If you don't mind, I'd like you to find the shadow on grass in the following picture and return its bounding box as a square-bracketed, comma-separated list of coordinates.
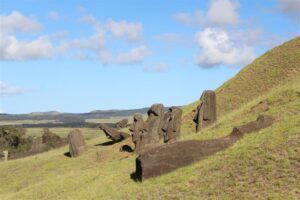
[95, 141, 116, 146]
[64, 152, 71, 158]
[130, 171, 140, 182]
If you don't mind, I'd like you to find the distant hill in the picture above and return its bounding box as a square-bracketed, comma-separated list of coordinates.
[0, 108, 150, 122]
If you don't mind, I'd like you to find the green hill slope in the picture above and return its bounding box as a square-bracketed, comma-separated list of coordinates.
[0, 37, 299, 200]
[182, 37, 300, 133]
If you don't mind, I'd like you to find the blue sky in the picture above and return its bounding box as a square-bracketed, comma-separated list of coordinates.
[0, 0, 299, 114]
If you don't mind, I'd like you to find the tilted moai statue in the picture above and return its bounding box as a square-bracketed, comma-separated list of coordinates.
[129, 113, 147, 151]
[162, 107, 182, 143]
[193, 90, 217, 132]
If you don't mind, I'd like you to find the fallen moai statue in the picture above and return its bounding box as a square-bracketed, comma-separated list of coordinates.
[162, 107, 182, 143]
[194, 90, 217, 132]
[231, 115, 274, 135]
[99, 123, 130, 142]
[116, 119, 129, 129]
[68, 129, 87, 157]
[134, 115, 274, 181]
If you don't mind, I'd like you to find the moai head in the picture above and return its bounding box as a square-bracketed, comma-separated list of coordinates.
[162, 107, 182, 143]
[130, 113, 147, 150]
[145, 104, 165, 144]
[194, 90, 217, 132]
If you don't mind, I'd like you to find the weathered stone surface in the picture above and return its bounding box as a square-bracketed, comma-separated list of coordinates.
[162, 107, 182, 143]
[231, 115, 274, 136]
[135, 134, 242, 181]
[68, 129, 87, 157]
[30, 137, 43, 152]
[145, 104, 165, 144]
[129, 104, 165, 151]
[135, 114, 274, 181]
[129, 114, 147, 151]
[116, 119, 129, 129]
[99, 123, 130, 142]
[194, 90, 217, 132]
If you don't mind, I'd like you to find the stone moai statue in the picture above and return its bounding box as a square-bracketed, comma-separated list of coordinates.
[193, 90, 217, 132]
[68, 129, 87, 157]
[129, 113, 147, 151]
[3, 150, 8, 162]
[162, 107, 182, 143]
[145, 104, 165, 145]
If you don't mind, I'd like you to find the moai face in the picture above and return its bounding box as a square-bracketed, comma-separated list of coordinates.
[194, 90, 217, 133]
[162, 107, 182, 143]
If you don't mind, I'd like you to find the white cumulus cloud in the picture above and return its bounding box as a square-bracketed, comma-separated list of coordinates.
[144, 63, 169, 72]
[0, 11, 42, 33]
[0, 33, 56, 60]
[106, 20, 143, 43]
[195, 28, 255, 68]
[173, 0, 239, 27]
[0, 81, 24, 96]
[98, 46, 151, 65]
[277, 0, 300, 20]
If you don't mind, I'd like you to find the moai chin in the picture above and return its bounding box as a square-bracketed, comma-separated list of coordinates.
[193, 90, 217, 132]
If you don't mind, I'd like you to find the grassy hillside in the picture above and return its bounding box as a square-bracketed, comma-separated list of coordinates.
[0, 37, 299, 200]
[182, 37, 300, 133]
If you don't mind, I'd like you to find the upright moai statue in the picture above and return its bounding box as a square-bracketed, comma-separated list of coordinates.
[145, 104, 165, 145]
[129, 104, 165, 152]
[162, 107, 182, 143]
[193, 90, 217, 132]
[68, 129, 87, 157]
[3, 150, 8, 162]
[129, 113, 147, 151]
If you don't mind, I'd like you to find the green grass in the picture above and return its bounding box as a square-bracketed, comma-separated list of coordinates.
[25, 128, 102, 140]
[0, 37, 299, 200]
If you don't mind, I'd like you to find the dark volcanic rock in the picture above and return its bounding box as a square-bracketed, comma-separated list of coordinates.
[116, 119, 129, 129]
[129, 104, 165, 152]
[99, 123, 130, 142]
[194, 90, 217, 132]
[129, 113, 147, 151]
[135, 134, 242, 181]
[145, 104, 165, 144]
[231, 115, 274, 136]
[135, 114, 274, 181]
[68, 129, 87, 157]
[162, 107, 182, 143]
